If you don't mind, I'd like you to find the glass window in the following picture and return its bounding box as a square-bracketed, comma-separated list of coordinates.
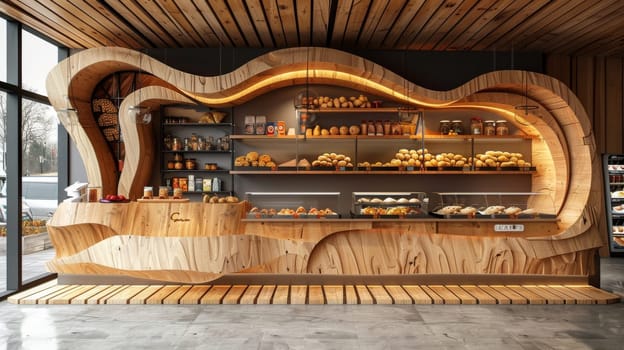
[21, 30, 57, 95]
[21, 98, 58, 282]
[0, 18, 6, 83]
[0, 90, 6, 293]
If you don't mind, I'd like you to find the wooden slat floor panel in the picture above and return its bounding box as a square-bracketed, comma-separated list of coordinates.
[8, 281, 621, 305]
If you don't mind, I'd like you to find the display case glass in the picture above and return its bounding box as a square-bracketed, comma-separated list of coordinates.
[428, 192, 556, 219]
[245, 192, 340, 218]
[602, 154, 624, 254]
[352, 192, 429, 218]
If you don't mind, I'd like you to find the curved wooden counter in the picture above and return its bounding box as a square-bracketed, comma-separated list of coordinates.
[46, 201, 592, 284]
[45, 47, 605, 284]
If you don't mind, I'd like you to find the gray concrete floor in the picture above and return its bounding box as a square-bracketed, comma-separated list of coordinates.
[0, 255, 622, 349]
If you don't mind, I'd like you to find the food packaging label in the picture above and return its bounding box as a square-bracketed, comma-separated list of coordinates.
[179, 178, 188, 192]
[212, 177, 221, 192]
[255, 115, 266, 135]
[202, 178, 212, 192]
[172, 177, 180, 189]
[277, 121, 286, 136]
[244, 116, 255, 134]
[188, 175, 195, 192]
[195, 177, 203, 192]
[266, 122, 275, 136]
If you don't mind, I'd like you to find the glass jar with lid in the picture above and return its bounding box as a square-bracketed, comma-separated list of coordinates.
[171, 137, 181, 151]
[495, 120, 509, 136]
[439, 120, 451, 135]
[451, 120, 464, 135]
[483, 120, 496, 136]
[470, 118, 483, 135]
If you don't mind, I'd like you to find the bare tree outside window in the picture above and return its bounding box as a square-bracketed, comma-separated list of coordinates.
[0, 94, 57, 175]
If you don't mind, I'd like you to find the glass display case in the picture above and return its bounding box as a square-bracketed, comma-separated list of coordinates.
[428, 192, 556, 219]
[351, 192, 429, 218]
[602, 154, 624, 255]
[245, 192, 340, 218]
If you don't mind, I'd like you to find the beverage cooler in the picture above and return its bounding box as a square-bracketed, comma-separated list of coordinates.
[603, 154, 624, 255]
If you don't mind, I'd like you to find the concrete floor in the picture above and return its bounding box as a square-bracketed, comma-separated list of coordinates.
[0, 256, 622, 349]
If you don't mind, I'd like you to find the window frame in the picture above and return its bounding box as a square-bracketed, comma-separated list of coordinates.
[0, 15, 69, 300]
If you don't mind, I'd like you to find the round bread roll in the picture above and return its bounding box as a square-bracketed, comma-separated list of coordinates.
[349, 125, 361, 135]
[246, 151, 259, 161]
[339, 125, 349, 135]
[329, 126, 339, 135]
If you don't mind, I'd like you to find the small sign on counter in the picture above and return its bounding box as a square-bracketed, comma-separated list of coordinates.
[494, 224, 525, 232]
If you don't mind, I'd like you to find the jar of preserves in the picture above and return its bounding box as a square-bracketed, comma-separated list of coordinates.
[375, 120, 384, 136]
[470, 118, 483, 135]
[185, 158, 196, 170]
[171, 137, 181, 151]
[361, 120, 368, 135]
[183, 137, 190, 151]
[143, 186, 153, 199]
[167, 160, 175, 170]
[483, 120, 496, 136]
[367, 120, 375, 135]
[174, 161, 184, 170]
[439, 120, 451, 135]
[383, 120, 392, 135]
[451, 120, 464, 135]
[496, 120, 509, 136]
[190, 133, 198, 151]
[163, 134, 172, 150]
[158, 186, 169, 199]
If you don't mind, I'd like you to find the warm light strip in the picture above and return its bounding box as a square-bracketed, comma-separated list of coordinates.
[182, 69, 460, 108]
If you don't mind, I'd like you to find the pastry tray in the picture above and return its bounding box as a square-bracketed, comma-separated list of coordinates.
[246, 213, 340, 219]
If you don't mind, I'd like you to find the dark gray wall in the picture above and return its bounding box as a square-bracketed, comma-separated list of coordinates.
[146, 48, 543, 91]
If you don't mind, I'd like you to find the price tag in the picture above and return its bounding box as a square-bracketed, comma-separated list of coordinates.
[494, 224, 525, 232]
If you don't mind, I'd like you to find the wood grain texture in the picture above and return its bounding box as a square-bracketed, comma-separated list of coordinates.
[45, 46, 603, 284]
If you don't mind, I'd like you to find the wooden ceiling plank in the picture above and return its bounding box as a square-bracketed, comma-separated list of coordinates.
[545, 1, 624, 55]
[565, 16, 624, 56]
[475, 0, 576, 51]
[312, 0, 330, 46]
[461, 0, 549, 51]
[113, 0, 178, 47]
[7, 0, 105, 47]
[262, 0, 286, 47]
[330, 0, 354, 47]
[277, 0, 299, 46]
[84, 0, 152, 48]
[494, 0, 607, 51]
[194, 0, 233, 46]
[433, 0, 502, 51]
[381, 0, 426, 49]
[386, 0, 441, 49]
[365, 0, 407, 48]
[50, 0, 145, 48]
[208, 0, 248, 47]
[156, 0, 206, 47]
[295, 0, 311, 46]
[142, 0, 196, 47]
[357, 0, 390, 48]
[0, 2, 83, 47]
[246, 0, 274, 47]
[342, 0, 371, 47]
[48, 0, 124, 46]
[165, 0, 220, 46]
[520, 0, 619, 52]
[420, 0, 482, 50]
[226, 0, 262, 47]
[412, 0, 474, 50]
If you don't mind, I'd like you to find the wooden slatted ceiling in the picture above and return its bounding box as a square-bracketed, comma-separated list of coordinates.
[1, 0, 624, 56]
